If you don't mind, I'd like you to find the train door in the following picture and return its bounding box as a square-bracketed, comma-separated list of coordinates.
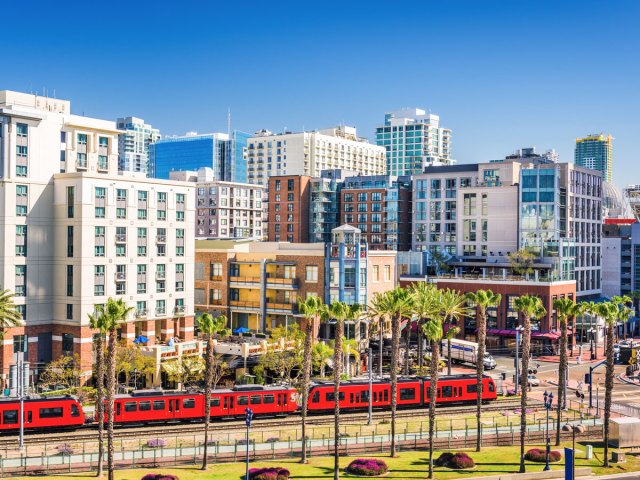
[168, 398, 181, 418]
[223, 395, 234, 416]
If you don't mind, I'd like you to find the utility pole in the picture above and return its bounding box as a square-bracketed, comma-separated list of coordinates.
[368, 347, 373, 425]
[10, 352, 29, 451]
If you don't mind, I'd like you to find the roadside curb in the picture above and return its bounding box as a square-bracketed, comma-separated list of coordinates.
[616, 374, 640, 387]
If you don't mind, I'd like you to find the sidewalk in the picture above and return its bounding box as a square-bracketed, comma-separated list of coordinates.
[536, 345, 606, 365]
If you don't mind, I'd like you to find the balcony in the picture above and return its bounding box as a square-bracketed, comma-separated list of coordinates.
[136, 309, 148, 318]
[156, 307, 166, 316]
[115, 272, 126, 281]
[115, 234, 127, 243]
[266, 303, 297, 313]
[265, 277, 299, 289]
[229, 276, 262, 287]
[230, 300, 261, 311]
[210, 275, 223, 281]
[174, 305, 186, 315]
[156, 235, 166, 244]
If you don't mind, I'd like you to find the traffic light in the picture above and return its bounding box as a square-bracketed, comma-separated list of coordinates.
[585, 373, 591, 384]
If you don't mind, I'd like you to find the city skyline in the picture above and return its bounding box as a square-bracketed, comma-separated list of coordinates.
[2, 0, 639, 188]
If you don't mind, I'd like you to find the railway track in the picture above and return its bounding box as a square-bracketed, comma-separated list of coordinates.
[0, 399, 539, 447]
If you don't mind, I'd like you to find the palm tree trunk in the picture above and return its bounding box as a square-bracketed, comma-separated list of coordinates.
[390, 313, 401, 457]
[556, 318, 568, 446]
[333, 322, 343, 480]
[519, 316, 531, 474]
[428, 338, 439, 479]
[604, 321, 614, 468]
[202, 335, 214, 470]
[106, 331, 117, 480]
[417, 320, 423, 372]
[447, 333, 452, 376]
[404, 318, 411, 375]
[379, 319, 383, 378]
[95, 337, 104, 478]
[476, 310, 486, 452]
[300, 319, 314, 463]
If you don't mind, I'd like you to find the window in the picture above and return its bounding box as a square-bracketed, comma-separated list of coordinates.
[209, 398, 220, 407]
[238, 396, 249, 406]
[183, 398, 196, 409]
[95, 207, 105, 218]
[16, 225, 27, 257]
[39, 407, 64, 419]
[124, 402, 137, 412]
[357, 192, 368, 202]
[62, 333, 74, 356]
[15, 265, 26, 297]
[16, 145, 28, 157]
[13, 335, 26, 354]
[17, 123, 28, 137]
[116, 244, 126, 257]
[325, 392, 345, 402]
[250, 395, 262, 405]
[176, 246, 184, 256]
[137, 245, 147, 257]
[66, 304, 73, 320]
[372, 265, 379, 281]
[95, 187, 106, 199]
[287, 179, 294, 191]
[263, 395, 275, 404]
[138, 209, 147, 220]
[176, 193, 185, 204]
[116, 207, 126, 219]
[16, 165, 27, 176]
[441, 386, 453, 398]
[66, 187, 75, 218]
[139, 401, 151, 411]
[153, 400, 166, 410]
[399, 388, 416, 400]
[3, 410, 18, 424]
[384, 265, 391, 282]
[176, 211, 185, 222]
[467, 384, 478, 394]
[305, 265, 318, 282]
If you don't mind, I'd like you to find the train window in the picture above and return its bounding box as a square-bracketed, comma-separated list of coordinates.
[350, 393, 354, 403]
[399, 388, 415, 400]
[3, 410, 18, 424]
[488, 382, 495, 393]
[39, 407, 63, 418]
[467, 384, 478, 394]
[238, 396, 249, 406]
[325, 392, 345, 402]
[124, 402, 137, 412]
[311, 391, 319, 403]
[183, 398, 196, 409]
[250, 395, 262, 405]
[264, 395, 275, 404]
[139, 401, 151, 411]
[116, 403, 121, 415]
[153, 400, 166, 410]
[383, 390, 389, 402]
[441, 386, 453, 398]
[71, 404, 80, 417]
[210, 398, 220, 407]
[27, 411, 32, 423]
[361, 391, 369, 402]
[373, 392, 378, 402]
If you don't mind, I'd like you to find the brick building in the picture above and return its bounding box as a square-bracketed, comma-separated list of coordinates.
[267, 175, 311, 242]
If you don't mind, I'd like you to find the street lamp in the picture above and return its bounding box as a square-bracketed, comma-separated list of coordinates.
[543, 391, 554, 471]
[245, 407, 254, 480]
[588, 328, 596, 360]
[562, 423, 585, 480]
[515, 326, 524, 395]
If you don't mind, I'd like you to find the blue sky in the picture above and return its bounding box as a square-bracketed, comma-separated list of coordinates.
[4, 0, 639, 186]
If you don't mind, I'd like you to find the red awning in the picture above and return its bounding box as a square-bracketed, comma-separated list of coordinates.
[486, 328, 560, 340]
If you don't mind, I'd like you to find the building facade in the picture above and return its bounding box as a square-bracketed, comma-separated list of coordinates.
[267, 175, 311, 243]
[116, 116, 160, 175]
[339, 175, 412, 251]
[170, 168, 265, 240]
[150, 130, 249, 183]
[246, 126, 385, 186]
[376, 108, 453, 176]
[309, 169, 356, 243]
[0, 90, 195, 385]
[575, 134, 613, 183]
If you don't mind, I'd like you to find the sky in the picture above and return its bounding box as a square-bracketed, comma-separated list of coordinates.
[3, 0, 639, 187]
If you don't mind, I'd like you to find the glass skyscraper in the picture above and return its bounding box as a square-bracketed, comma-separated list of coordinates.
[575, 133, 613, 182]
[149, 130, 248, 182]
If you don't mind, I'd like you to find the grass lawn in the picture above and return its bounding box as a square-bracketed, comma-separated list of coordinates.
[10, 443, 640, 479]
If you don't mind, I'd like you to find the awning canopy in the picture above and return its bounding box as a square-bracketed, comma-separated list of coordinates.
[486, 328, 561, 341]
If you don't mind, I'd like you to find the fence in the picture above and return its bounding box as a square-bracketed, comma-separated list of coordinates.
[0, 417, 602, 477]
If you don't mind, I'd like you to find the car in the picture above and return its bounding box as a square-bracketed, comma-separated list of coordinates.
[527, 375, 540, 387]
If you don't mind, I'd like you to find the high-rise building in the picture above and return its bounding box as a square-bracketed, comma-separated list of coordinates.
[267, 175, 311, 243]
[170, 168, 266, 240]
[149, 130, 249, 182]
[309, 169, 356, 243]
[575, 134, 613, 182]
[116, 116, 160, 175]
[246, 126, 385, 186]
[376, 108, 453, 176]
[0, 90, 195, 383]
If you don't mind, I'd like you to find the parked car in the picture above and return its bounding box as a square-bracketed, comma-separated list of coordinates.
[527, 375, 540, 387]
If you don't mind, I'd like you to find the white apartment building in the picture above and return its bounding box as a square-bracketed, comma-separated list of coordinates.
[246, 125, 385, 186]
[170, 167, 266, 240]
[376, 108, 453, 176]
[0, 91, 194, 383]
[116, 116, 160, 175]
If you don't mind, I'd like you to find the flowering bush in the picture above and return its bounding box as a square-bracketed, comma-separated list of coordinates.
[247, 467, 290, 480]
[345, 458, 389, 476]
[140, 475, 179, 480]
[435, 452, 475, 469]
[57, 444, 74, 456]
[146, 438, 167, 448]
[525, 448, 562, 463]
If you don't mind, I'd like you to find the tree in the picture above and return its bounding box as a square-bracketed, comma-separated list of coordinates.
[466, 290, 501, 452]
[312, 342, 333, 378]
[39, 354, 81, 390]
[343, 303, 363, 379]
[162, 355, 206, 388]
[440, 289, 470, 376]
[323, 301, 350, 480]
[553, 297, 580, 446]
[199, 313, 228, 470]
[596, 300, 617, 467]
[514, 295, 546, 473]
[613, 295, 633, 341]
[103, 298, 134, 480]
[255, 349, 303, 385]
[114, 343, 155, 388]
[410, 282, 438, 373]
[89, 307, 108, 478]
[423, 292, 444, 480]
[508, 248, 536, 277]
[0, 289, 22, 341]
[368, 292, 391, 378]
[297, 295, 325, 463]
[372, 287, 413, 458]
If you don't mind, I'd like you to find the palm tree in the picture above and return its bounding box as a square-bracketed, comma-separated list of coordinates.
[410, 282, 438, 373]
[368, 292, 389, 378]
[312, 342, 333, 378]
[466, 290, 501, 452]
[514, 295, 546, 474]
[104, 298, 134, 480]
[324, 301, 349, 480]
[373, 287, 413, 457]
[438, 289, 469, 376]
[579, 301, 598, 360]
[199, 313, 229, 470]
[553, 297, 580, 446]
[88, 306, 108, 478]
[596, 300, 618, 467]
[297, 295, 325, 463]
[0, 288, 23, 340]
[343, 303, 363, 379]
[613, 295, 634, 341]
